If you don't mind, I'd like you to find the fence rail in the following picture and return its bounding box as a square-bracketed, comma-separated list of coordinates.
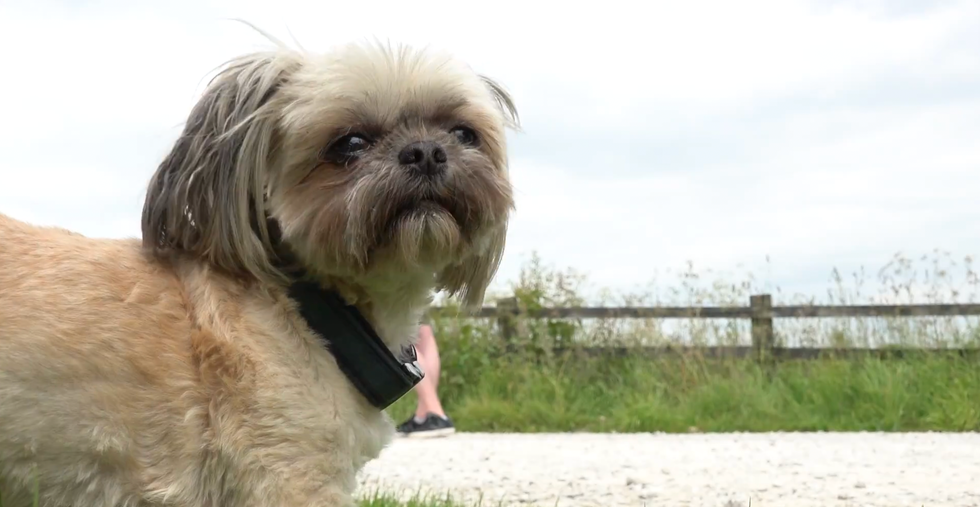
[427, 293, 980, 362]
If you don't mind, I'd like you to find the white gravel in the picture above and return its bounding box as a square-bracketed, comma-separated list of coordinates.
[357, 432, 980, 506]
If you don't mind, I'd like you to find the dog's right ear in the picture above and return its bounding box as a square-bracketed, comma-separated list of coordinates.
[141, 50, 303, 283]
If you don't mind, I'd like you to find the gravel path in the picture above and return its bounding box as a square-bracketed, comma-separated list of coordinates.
[357, 432, 980, 506]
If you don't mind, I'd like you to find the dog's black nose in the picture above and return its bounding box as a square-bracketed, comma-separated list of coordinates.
[398, 141, 447, 178]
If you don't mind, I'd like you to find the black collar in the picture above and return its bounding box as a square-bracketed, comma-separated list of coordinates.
[286, 278, 425, 410]
[263, 218, 424, 410]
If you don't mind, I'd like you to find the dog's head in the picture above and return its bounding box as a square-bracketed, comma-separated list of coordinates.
[142, 39, 518, 307]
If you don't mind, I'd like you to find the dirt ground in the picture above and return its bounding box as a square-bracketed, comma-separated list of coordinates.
[357, 431, 980, 506]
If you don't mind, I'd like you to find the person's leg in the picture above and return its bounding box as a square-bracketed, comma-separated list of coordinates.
[396, 323, 455, 437]
[413, 323, 446, 418]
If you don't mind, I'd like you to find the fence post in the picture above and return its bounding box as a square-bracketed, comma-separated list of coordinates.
[496, 297, 520, 351]
[750, 294, 774, 366]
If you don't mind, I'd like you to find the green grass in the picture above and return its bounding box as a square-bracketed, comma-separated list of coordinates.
[357, 490, 499, 507]
[387, 250, 980, 433]
[389, 349, 980, 433]
[359, 497, 468, 507]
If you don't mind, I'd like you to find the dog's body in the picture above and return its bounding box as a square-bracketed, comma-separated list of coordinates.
[0, 214, 404, 506]
[0, 33, 517, 507]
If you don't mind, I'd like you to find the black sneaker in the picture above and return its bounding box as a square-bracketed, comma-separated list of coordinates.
[396, 412, 456, 438]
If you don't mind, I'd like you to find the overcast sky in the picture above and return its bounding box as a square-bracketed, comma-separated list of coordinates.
[1, 0, 978, 304]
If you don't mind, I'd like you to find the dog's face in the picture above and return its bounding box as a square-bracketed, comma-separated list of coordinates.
[142, 42, 518, 306]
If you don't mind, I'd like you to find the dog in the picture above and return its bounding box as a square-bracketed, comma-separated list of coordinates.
[0, 30, 518, 507]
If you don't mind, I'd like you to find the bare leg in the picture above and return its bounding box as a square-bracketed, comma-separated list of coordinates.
[413, 324, 446, 419]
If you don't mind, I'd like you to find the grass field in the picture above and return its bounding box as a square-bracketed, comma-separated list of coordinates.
[358, 491, 488, 507]
[388, 347, 980, 433]
[387, 250, 980, 433]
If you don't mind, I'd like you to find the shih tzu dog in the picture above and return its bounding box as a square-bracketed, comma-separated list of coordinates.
[0, 30, 517, 507]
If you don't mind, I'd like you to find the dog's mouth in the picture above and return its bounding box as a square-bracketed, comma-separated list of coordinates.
[393, 196, 462, 224]
[362, 178, 484, 262]
[376, 194, 468, 248]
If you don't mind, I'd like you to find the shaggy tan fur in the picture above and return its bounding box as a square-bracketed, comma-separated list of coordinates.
[0, 32, 517, 507]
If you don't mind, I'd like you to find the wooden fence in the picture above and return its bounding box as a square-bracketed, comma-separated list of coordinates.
[429, 293, 980, 361]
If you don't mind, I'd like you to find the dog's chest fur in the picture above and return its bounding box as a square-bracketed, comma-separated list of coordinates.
[138, 261, 426, 506]
[0, 218, 426, 507]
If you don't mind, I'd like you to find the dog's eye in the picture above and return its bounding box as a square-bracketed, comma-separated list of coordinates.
[324, 133, 373, 159]
[450, 126, 479, 147]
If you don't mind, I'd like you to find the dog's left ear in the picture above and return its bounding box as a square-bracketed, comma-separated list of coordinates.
[141, 50, 303, 283]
